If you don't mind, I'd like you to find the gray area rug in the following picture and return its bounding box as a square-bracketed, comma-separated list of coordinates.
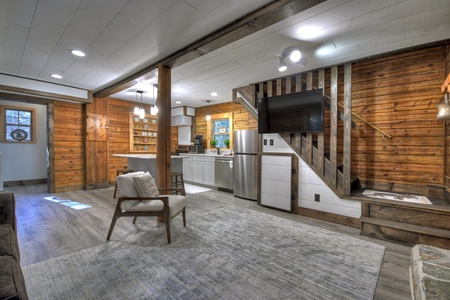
[23, 206, 385, 300]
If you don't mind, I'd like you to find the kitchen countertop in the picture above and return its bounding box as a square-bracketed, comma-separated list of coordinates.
[179, 153, 234, 158]
[112, 154, 184, 159]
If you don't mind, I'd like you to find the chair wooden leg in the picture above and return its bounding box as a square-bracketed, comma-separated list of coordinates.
[165, 218, 171, 244]
[107, 217, 118, 240]
[132, 216, 138, 224]
[182, 208, 186, 227]
[113, 182, 118, 198]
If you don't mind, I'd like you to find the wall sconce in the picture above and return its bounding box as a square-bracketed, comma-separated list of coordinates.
[206, 100, 211, 121]
[151, 84, 159, 115]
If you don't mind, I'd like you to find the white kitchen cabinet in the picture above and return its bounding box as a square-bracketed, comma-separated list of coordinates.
[182, 156, 193, 181]
[203, 158, 215, 186]
[260, 154, 298, 212]
[191, 156, 215, 186]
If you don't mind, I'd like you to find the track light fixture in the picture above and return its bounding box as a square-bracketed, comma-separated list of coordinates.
[277, 46, 307, 72]
[278, 57, 287, 72]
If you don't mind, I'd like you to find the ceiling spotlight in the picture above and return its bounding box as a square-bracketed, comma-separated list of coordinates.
[71, 49, 85, 57]
[289, 49, 301, 62]
[51, 74, 62, 79]
[278, 57, 287, 72]
[176, 101, 181, 104]
[281, 46, 302, 62]
[211, 92, 218, 97]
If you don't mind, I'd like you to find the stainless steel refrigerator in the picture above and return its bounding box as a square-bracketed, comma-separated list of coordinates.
[233, 130, 259, 200]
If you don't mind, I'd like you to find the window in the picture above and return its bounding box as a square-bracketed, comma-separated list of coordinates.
[1, 105, 36, 143]
[213, 119, 230, 148]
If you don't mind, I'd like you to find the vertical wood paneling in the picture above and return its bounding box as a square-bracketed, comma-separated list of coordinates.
[329, 66, 338, 187]
[343, 63, 352, 196]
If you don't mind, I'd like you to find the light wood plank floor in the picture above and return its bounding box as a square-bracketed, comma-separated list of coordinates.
[4, 184, 412, 299]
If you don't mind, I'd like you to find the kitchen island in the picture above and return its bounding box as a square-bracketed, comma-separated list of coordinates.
[112, 154, 184, 183]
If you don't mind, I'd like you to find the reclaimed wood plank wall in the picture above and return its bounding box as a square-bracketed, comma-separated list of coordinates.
[351, 46, 445, 194]
[195, 102, 257, 148]
[53, 101, 85, 192]
[444, 45, 450, 203]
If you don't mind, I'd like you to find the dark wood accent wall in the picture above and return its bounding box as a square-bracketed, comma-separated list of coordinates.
[53, 101, 85, 192]
[195, 101, 257, 147]
[351, 46, 445, 195]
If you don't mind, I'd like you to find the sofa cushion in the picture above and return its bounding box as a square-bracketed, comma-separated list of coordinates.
[0, 256, 28, 300]
[0, 193, 17, 233]
[0, 224, 20, 262]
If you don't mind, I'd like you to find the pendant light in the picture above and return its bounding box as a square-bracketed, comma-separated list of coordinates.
[136, 90, 145, 119]
[205, 100, 211, 121]
[150, 84, 159, 115]
[133, 91, 140, 115]
[437, 94, 450, 120]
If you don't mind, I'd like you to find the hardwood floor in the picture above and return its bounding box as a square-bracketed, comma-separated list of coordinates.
[4, 184, 412, 299]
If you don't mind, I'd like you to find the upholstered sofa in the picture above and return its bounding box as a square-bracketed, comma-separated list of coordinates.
[0, 192, 28, 300]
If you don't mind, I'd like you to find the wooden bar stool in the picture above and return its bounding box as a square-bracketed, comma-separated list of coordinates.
[113, 167, 134, 198]
[171, 172, 185, 191]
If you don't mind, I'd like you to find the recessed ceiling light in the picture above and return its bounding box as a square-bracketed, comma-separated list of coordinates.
[176, 101, 181, 104]
[51, 74, 63, 79]
[71, 49, 85, 57]
[297, 26, 323, 40]
[211, 92, 218, 97]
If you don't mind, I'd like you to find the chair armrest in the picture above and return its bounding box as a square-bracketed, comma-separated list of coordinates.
[157, 188, 186, 196]
[0, 193, 17, 232]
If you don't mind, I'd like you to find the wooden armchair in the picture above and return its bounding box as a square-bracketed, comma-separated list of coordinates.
[106, 171, 187, 243]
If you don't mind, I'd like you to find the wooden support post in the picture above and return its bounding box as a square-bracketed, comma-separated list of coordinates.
[156, 64, 172, 191]
[343, 63, 352, 196]
[317, 69, 325, 176]
[306, 72, 313, 164]
[329, 66, 338, 187]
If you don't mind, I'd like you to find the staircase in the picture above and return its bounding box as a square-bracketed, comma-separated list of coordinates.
[233, 65, 450, 249]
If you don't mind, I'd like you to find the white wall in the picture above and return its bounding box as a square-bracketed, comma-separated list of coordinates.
[262, 133, 361, 218]
[0, 100, 47, 181]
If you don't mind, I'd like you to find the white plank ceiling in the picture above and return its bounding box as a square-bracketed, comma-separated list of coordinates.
[0, 0, 449, 108]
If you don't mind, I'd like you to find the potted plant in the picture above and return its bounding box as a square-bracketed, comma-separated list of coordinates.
[224, 139, 230, 148]
[209, 139, 217, 148]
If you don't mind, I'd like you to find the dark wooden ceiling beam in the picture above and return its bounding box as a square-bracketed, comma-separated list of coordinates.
[93, 0, 325, 98]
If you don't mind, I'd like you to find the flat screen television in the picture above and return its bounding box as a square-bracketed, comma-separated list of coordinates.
[257, 88, 324, 134]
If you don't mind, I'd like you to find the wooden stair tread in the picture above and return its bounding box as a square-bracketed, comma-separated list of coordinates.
[360, 217, 450, 239]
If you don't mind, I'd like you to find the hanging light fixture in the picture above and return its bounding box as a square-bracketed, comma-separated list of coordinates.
[136, 90, 145, 119]
[134, 91, 140, 115]
[437, 94, 450, 120]
[205, 100, 211, 121]
[151, 84, 159, 115]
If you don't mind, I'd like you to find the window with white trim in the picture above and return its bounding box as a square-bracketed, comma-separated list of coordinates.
[1, 105, 36, 143]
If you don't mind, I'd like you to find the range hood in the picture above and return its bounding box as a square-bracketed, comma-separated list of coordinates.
[171, 106, 195, 126]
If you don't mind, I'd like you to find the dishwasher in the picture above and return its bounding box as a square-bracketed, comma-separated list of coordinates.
[215, 156, 233, 191]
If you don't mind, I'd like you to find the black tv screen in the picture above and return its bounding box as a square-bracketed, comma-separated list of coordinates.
[258, 89, 324, 133]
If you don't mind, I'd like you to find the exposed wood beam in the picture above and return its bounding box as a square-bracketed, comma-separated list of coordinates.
[93, 0, 325, 98]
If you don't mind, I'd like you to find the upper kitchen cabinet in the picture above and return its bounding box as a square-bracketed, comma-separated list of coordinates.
[129, 112, 158, 153]
[171, 106, 195, 126]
